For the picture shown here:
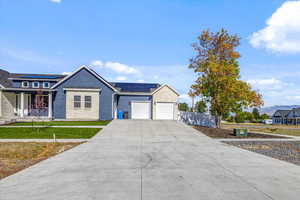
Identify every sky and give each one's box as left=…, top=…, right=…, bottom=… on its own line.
left=1, top=0, right=300, bottom=107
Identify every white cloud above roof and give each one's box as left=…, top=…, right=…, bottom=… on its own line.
left=249, top=0, right=300, bottom=53
left=247, top=78, right=288, bottom=90
left=115, top=76, right=127, bottom=81
left=91, top=60, right=140, bottom=75
left=50, top=0, right=61, bottom=3
left=62, top=72, right=71, bottom=75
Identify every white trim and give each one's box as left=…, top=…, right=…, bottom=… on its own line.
left=63, top=88, right=102, bottom=92
left=1, top=88, right=53, bottom=92
left=32, top=81, right=40, bottom=88
left=43, top=82, right=50, bottom=88
left=131, top=100, right=152, bottom=103
left=151, top=84, right=180, bottom=96
left=118, top=92, right=152, bottom=95
left=51, top=65, right=117, bottom=92
left=22, top=81, right=29, bottom=88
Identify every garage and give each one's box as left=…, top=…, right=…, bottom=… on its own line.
left=156, top=102, right=175, bottom=120
left=131, top=101, right=151, bottom=119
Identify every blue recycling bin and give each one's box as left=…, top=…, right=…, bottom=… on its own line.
left=118, top=111, right=124, bottom=119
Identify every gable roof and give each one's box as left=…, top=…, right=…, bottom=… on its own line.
left=0, top=69, right=12, bottom=88
left=111, top=82, right=160, bottom=93
left=51, top=65, right=117, bottom=92
left=273, top=110, right=291, bottom=117
left=151, top=84, right=180, bottom=96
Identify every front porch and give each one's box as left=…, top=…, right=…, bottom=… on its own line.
left=0, top=90, right=53, bottom=120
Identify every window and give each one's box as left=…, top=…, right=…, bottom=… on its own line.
left=22, top=81, right=29, bottom=88
left=85, top=96, right=92, bottom=108
left=74, top=95, right=81, bottom=108
left=33, top=82, right=40, bottom=88
left=43, top=82, right=50, bottom=88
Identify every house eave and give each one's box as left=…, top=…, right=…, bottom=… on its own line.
left=1, top=88, right=54, bottom=92
left=117, top=92, right=152, bottom=96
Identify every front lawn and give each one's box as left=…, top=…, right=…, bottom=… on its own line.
left=7, top=121, right=110, bottom=126
left=0, top=142, right=82, bottom=179
left=0, top=127, right=101, bottom=139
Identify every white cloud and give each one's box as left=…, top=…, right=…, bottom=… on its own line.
left=91, top=60, right=140, bottom=75
left=62, top=72, right=71, bottom=75
left=137, top=79, right=145, bottom=83
left=247, top=78, right=288, bottom=90
left=50, top=0, right=61, bottom=3
left=286, top=95, right=300, bottom=100
left=249, top=0, right=300, bottom=53
left=153, top=75, right=159, bottom=79
left=179, top=94, right=190, bottom=100
left=115, top=76, right=127, bottom=81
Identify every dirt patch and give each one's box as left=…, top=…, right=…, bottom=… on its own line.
left=0, top=142, right=83, bottom=180
left=224, top=141, right=300, bottom=166
left=194, top=126, right=286, bottom=139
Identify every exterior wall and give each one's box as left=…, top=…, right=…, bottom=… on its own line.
left=66, top=90, right=99, bottom=120
left=152, top=86, right=179, bottom=120
left=1, top=92, right=16, bottom=119
left=272, top=117, right=283, bottom=124
left=117, top=95, right=152, bottom=119
left=53, top=68, right=115, bottom=120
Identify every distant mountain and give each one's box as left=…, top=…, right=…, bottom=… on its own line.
left=259, top=105, right=300, bottom=116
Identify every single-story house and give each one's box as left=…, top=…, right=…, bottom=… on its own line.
left=0, top=66, right=179, bottom=122
left=272, top=108, right=300, bottom=125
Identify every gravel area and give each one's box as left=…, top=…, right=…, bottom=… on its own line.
left=194, top=126, right=286, bottom=139
left=224, top=141, right=300, bottom=166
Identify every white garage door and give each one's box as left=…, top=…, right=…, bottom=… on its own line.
left=156, top=102, right=174, bottom=120
left=131, top=101, right=151, bottom=119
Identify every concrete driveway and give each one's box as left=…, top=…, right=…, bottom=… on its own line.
left=1, top=120, right=300, bottom=200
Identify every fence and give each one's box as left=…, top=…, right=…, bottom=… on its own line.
left=178, top=111, right=216, bottom=128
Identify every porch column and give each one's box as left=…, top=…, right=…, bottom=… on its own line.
left=20, top=92, right=24, bottom=118
left=48, top=92, right=52, bottom=118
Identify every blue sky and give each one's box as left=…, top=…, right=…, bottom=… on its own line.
left=1, top=0, right=300, bottom=106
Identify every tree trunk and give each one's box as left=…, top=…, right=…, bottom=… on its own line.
left=215, top=115, right=221, bottom=128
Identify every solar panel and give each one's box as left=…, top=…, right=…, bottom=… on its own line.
left=19, top=75, right=62, bottom=79
left=112, top=82, right=160, bottom=93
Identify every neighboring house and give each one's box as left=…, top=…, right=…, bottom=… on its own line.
left=272, top=108, right=300, bottom=125
left=272, top=110, right=290, bottom=125
left=0, top=66, right=179, bottom=121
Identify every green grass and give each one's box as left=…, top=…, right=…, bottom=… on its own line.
left=7, top=121, right=110, bottom=126
left=0, top=127, right=101, bottom=139
left=249, top=128, right=300, bottom=137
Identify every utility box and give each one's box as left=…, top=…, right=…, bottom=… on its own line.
left=233, top=128, right=248, bottom=136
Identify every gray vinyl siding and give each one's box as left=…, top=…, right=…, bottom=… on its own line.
left=53, top=68, right=115, bottom=120
left=117, top=95, right=152, bottom=119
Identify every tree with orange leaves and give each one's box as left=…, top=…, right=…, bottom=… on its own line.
left=189, top=29, right=263, bottom=128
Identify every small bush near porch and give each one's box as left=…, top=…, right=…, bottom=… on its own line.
left=7, top=121, right=111, bottom=126
left=0, top=128, right=101, bottom=139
